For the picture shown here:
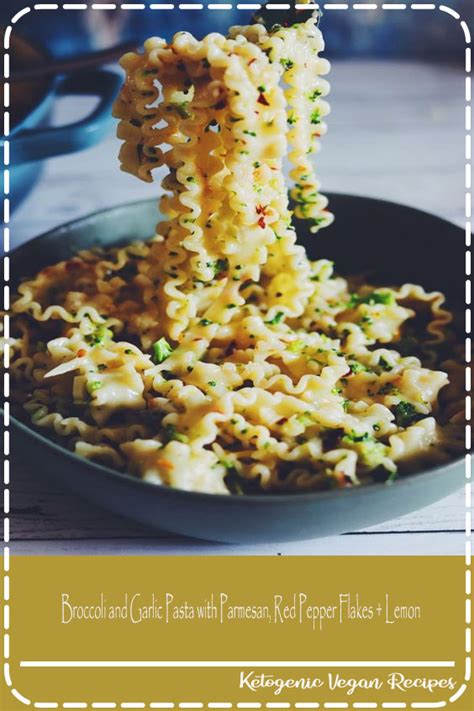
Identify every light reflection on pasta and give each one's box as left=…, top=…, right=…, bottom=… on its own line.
left=7, top=18, right=464, bottom=495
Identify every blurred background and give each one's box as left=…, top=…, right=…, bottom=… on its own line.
left=3, top=1, right=472, bottom=247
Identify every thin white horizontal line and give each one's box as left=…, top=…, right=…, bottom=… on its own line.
left=20, top=661, right=456, bottom=668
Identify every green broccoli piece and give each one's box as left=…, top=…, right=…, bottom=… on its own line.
left=152, top=337, right=174, bottom=364
left=393, top=401, right=425, bottom=428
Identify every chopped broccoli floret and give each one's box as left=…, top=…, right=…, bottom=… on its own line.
left=266, top=311, right=284, bottom=325
left=393, top=401, right=425, bottom=428
left=210, top=258, right=229, bottom=276
left=342, top=431, right=387, bottom=469
left=152, top=337, right=174, bottom=364
left=280, top=58, right=294, bottom=70
left=87, top=381, right=103, bottom=395
left=164, top=424, right=188, bottom=443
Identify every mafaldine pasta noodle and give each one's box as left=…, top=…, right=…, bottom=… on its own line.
left=7, top=17, right=464, bottom=494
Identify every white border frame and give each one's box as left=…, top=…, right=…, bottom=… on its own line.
left=2, top=3, right=472, bottom=708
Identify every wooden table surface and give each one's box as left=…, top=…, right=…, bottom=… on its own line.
left=9, top=60, right=470, bottom=555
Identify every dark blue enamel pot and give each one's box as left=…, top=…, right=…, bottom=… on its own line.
left=3, top=33, right=122, bottom=212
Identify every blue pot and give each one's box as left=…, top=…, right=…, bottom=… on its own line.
left=4, top=35, right=122, bottom=212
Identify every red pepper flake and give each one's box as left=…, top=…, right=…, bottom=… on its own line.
left=77, top=349, right=87, bottom=358
left=257, top=93, right=270, bottom=106
left=258, top=216, right=266, bottom=229
left=256, top=204, right=268, bottom=216
left=248, top=58, right=257, bottom=66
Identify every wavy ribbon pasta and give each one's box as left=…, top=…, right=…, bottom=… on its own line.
left=7, top=18, right=464, bottom=494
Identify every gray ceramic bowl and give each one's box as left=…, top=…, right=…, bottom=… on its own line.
left=9, top=194, right=466, bottom=542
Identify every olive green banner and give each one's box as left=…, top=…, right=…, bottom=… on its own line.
left=1, top=556, right=472, bottom=710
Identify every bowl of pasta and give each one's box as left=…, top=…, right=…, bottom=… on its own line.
left=6, top=15, right=466, bottom=542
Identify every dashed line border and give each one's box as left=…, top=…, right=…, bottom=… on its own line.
left=2, top=2, right=472, bottom=709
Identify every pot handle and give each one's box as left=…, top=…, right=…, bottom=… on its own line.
left=10, top=70, right=122, bottom=165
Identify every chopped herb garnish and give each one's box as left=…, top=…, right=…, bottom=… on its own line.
left=87, top=381, right=103, bottom=394
left=164, top=424, right=188, bottom=443
left=297, top=412, right=313, bottom=427
left=199, top=318, right=213, bottom=326
left=288, top=340, right=305, bottom=353
left=211, top=258, right=229, bottom=276
left=308, top=88, right=322, bottom=101
left=266, top=311, right=284, bottom=325
left=349, top=361, right=367, bottom=374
